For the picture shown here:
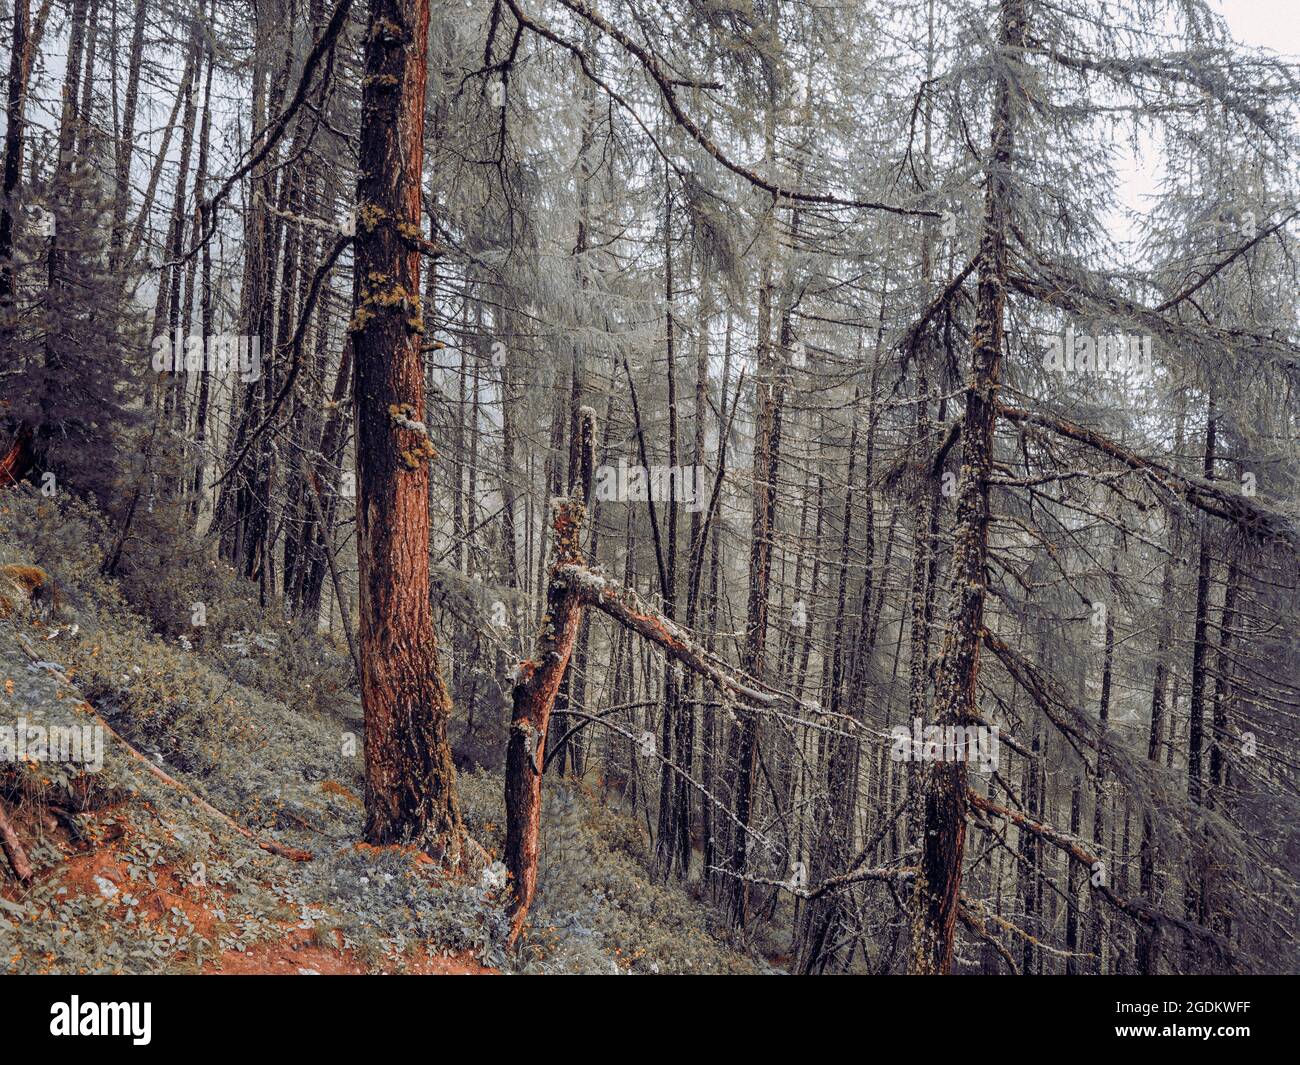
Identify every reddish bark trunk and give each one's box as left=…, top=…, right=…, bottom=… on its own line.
left=504, top=408, right=596, bottom=946
left=352, top=0, right=464, bottom=861
left=0, top=425, right=34, bottom=487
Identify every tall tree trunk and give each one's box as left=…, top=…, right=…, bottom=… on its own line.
left=1065, top=774, right=1083, bottom=974
left=907, top=0, right=1022, bottom=975
left=796, top=390, right=861, bottom=973
left=1206, top=548, right=1240, bottom=937
left=76, top=0, right=100, bottom=157
left=37, top=0, right=91, bottom=463
left=158, top=26, right=200, bottom=431
left=701, top=313, right=732, bottom=898
left=1136, top=399, right=1184, bottom=973
left=189, top=8, right=217, bottom=511
left=0, top=0, right=38, bottom=465
left=654, top=179, right=683, bottom=877
left=1089, top=545, right=1118, bottom=973
left=0, top=0, right=34, bottom=313
left=1187, top=392, right=1217, bottom=811
left=352, top=0, right=463, bottom=860
left=728, top=35, right=784, bottom=924
left=1184, top=391, right=1217, bottom=936
left=108, top=0, right=147, bottom=268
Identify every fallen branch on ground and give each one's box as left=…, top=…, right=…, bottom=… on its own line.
left=0, top=801, right=32, bottom=881
left=14, top=635, right=312, bottom=863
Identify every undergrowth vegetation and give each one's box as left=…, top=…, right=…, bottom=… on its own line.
left=0, top=486, right=764, bottom=974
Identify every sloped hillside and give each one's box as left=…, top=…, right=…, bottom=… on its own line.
left=0, top=486, right=764, bottom=975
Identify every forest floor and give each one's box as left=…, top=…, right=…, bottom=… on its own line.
left=205, top=930, right=494, bottom=975
left=0, top=487, right=767, bottom=974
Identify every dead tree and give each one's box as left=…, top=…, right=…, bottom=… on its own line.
left=504, top=407, right=812, bottom=946
left=505, top=406, right=597, bottom=946
left=907, top=0, right=1022, bottom=975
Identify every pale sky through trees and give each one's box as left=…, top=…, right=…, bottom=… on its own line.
left=1113, top=0, right=1300, bottom=242
left=1219, top=0, right=1300, bottom=52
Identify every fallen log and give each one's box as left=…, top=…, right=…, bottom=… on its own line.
left=0, top=801, right=33, bottom=881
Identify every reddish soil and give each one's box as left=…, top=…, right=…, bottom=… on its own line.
left=206, top=927, right=494, bottom=975
left=2, top=807, right=495, bottom=976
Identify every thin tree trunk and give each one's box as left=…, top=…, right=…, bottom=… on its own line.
left=0, top=0, right=35, bottom=313
left=1137, top=400, right=1184, bottom=973
left=1184, top=391, right=1217, bottom=936
left=108, top=0, right=147, bottom=267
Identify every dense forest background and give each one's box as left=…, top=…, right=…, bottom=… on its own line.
left=1, top=0, right=1298, bottom=975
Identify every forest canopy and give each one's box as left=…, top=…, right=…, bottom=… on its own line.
left=0, top=0, right=1297, bottom=980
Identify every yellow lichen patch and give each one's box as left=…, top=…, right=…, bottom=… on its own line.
left=350, top=275, right=421, bottom=334
left=399, top=437, right=437, bottom=470
left=370, top=282, right=417, bottom=310
left=356, top=204, right=387, bottom=232
left=388, top=405, right=437, bottom=469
